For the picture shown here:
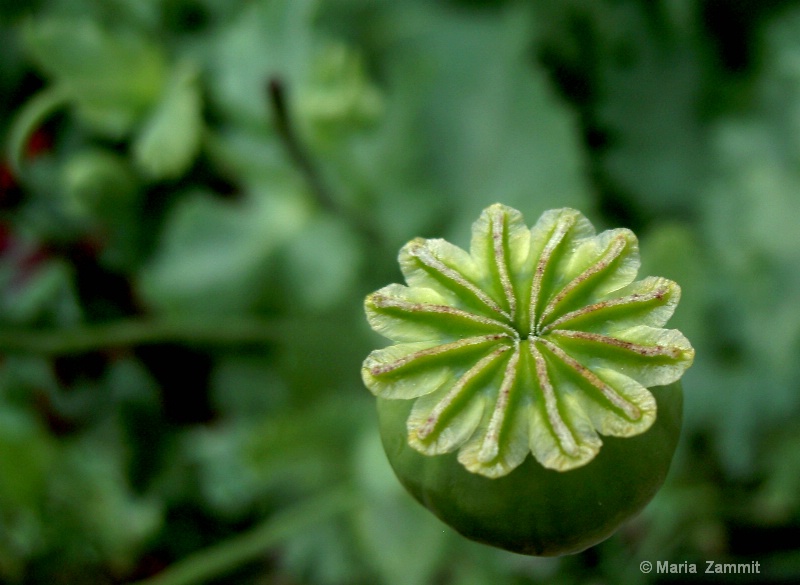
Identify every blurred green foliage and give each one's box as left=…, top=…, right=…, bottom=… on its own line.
left=2, top=0, right=800, bottom=583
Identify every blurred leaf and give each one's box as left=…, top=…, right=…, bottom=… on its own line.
left=367, top=1, right=591, bottom=241
left=298, top=41, right=384, bottom=143
left=200, top=0, right=385, bottom=233
left=203, top=126, right=286, bottom=185
left=0, top=255, right=82, bottom=327
left=754, top=427, right=800, bottom=524
left=595, top=13, right=711, bottom=214
left=281, top=519, right=365, bottom=585
left=0, top=355, right=58, bottom=407
left=61, top=148, right=143, bottom=270
left=0, top=19, right=27, bottom=118
left=0, top=370, right=162, bottom=581
left=62, top=149, right=138, bottom=219
left=0, top=405, right=53, bottom=581
left=209, top=355, right=288, bottom=419
left=538, top=0, right=713, bottom=216
left=133, top=62, right=204, bottom=180
left=204, top=0, right=319, bottom=128
left=706, top=120, right=800, bottom=270
left=351, top=423, right=447, bottom=585
left=44, top=426, right=162, bottom=574
left=23, top=17, right=167, bottom=136
left=137, top=187, right=308, bottom=315
left=632, top=482, right=727, bottom=561
left=638, top=222, right=710, bottom=351
left=188, top=395, right=369, bottom=517
left=671, top=5, right=800, bottom=476
left=282, top=214, right=363, bottom=311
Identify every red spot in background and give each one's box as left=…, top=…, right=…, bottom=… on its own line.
left=0, top=163, right=23, bottom=209
left=0, top=222, right=11, bottom=254
left=0, top=164, right=14, bottom=189
left=25, top=128, right=53, bottom=158
left=0, top=125, right=54, bottom=208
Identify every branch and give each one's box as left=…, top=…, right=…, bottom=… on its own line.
left=268, top=77, right=339, bottom=214
left=267, top=77, right=381, bottom=245
left=128, top=487, right=358, bottom=585
left=0, top=317, right=282, bottom=355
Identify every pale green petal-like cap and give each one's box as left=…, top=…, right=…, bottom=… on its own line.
left=362, top=204, right=694, bottom=478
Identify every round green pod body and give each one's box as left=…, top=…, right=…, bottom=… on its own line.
left=377, top=381, right=682, bottom=556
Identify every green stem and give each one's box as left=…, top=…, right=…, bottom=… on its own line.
left=6, top=86, right=69, bottom=177
left=128, top=487, right=359, bottom=585
left=0, top=317, right=283, bottom=355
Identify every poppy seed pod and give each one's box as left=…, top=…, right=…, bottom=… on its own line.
left=362, top=204, right=694, bottom=555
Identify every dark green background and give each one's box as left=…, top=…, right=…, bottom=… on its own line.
left=1, top=0, right=799, bottom=583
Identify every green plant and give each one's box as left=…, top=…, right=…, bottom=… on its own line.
left=362, top=203, right=694, bottom=555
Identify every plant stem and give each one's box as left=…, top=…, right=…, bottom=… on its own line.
left=0, top=317, right=282, bottom=355
left=267, top=77, right=381, bottom=246
left=6, top=86, right=68, bottom=177
left=128, top=487, right=359, bottom=585
left=268, top=77, right=338, bottom=216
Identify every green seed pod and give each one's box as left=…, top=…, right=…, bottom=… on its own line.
left=362, top=204, right=694, bottom=556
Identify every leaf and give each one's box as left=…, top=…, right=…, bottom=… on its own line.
left=0, top=255, right=83, bottom=327
left=23, top=17, right=166, bottom=136
left=281, top=517, right=364, bottom=585
left=0, top=404, right=53, bottom=580
left=210, top=355, right=288, bottom=419
left=637, top=223, right=710, bottom=353
left=203, top=0, right=319, bottom=128
left=45, top=427, right=163, bottom=573
left=136, top=186, right=308, bottom=315
left=297, top=41, right=384, bottom=142
left=597, top=41, right=710, bottom=213
left=351, top=424, right=448, bottom=585
left=0, top=404, right=52, bottom=514
left=281, top=214, right=363, bottom=311
left=186, top=395, right=368, bottom=518
left=133, top=61, right=204, bottom=180
left=688, top=9, right=800, bottom=477
left=62, top=149, right=138, bottom=217
left=365, top=2, right=591, bottom=241
left=755, top=429, right=800, bottom=523
left=542, top=0, right=711, bottom=214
